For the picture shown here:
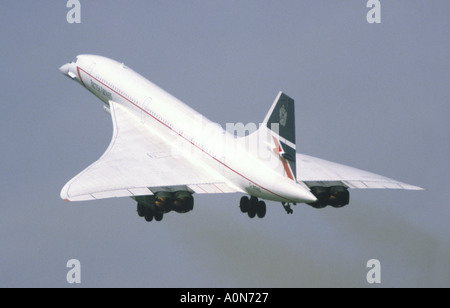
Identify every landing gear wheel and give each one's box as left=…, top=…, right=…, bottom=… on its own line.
left=144, top=212, right=154, bottom=222
left=154, top=212, right=163, bottom=221
left=137, top=203, right=145, bottom=217
left=256, top=201, right=266, bottom=218
left=282, top=202, right=294, bottom=214
left=240, top=196, right=249, bottom=213
left=248, top=197, right=258, bottom=218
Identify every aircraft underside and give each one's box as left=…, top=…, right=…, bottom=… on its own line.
left=132, top=185, right=350, bottom=222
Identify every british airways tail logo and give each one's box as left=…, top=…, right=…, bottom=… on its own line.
left=279, top=104, right=287, bottom=127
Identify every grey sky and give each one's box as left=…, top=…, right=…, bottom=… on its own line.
left=0, top=1, right=448, bottom=287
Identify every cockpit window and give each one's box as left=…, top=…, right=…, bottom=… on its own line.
left=72, top=57, right=78, bottom=64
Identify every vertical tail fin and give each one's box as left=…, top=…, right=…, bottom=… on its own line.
left=261, top=92, right=297, bottom=181
left=263, top=92, right=296, bottom=145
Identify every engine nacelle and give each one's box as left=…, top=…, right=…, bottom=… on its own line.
left=135, top=191, right=194, bottom=216
left=154, top=191, right=173, bottom=211
left=173, top=191, right=194, bottom=213
left=307, top=186, right=350, bottom=209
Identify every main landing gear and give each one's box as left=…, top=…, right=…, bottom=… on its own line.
left=239, top=196, right=266, bottom=219
left=137, top=202, right=164, bottom=222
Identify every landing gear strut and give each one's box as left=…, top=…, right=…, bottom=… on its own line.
left=239, top=196, right=266, bottom=218
left=282, top=202, right=295, bottom=214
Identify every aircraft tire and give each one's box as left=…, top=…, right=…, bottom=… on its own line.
left=256, top=201, right=266, bottom=218
left=137, top=203, right=145, bottom=217
left=248, top=208, right=256, bottom=218
left=144, top=212, right=154, bottom=222
left=154, top=212, right=163, bottom=221
left=248, top=197, right=258, bottom=218
left=240, top=196, right=249, bottom=213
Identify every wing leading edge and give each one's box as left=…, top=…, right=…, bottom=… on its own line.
left=61, top=101, right=240, bottom=201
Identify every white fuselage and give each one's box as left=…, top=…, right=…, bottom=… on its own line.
left=60, top=55, right=317, bottom=204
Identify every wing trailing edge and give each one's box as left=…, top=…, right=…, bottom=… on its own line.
left=296, top=154, right=424, bottom=190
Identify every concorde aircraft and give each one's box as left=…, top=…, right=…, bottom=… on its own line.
left=59, top=55, right=423, bottom=222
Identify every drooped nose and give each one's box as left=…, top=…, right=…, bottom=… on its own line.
left=59, top=63, right=70, bottom=74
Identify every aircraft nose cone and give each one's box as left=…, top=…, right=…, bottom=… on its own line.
left=59, top=63, right=70, bottom=74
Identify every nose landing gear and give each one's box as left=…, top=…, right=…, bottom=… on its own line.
left=281, top=202, right=295, bottom=214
